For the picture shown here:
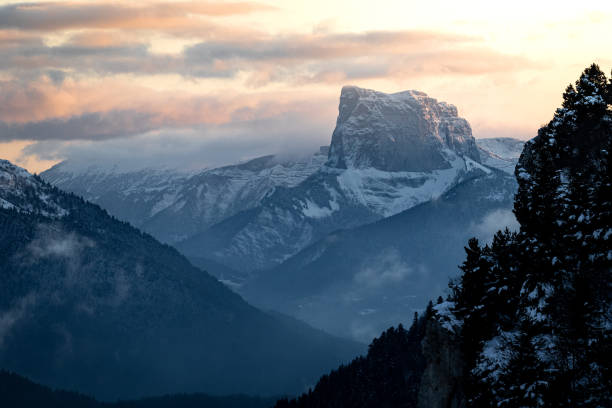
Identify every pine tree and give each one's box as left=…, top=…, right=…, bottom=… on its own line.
left=449, top=64, right=612, bottom=407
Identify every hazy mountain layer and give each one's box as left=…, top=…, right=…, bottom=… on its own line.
left=178, top=87, right=497, bottom=273
left=241, top=168, right=518, bottom=341
left=42, top=151, right=328, bottom=244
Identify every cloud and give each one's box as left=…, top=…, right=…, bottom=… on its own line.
left=21, top=109, right=334, bottom=171
left=0, top=76, right=339, bottom=150
left=472, top=209, right=520, bottom=241
left=108, top=269, right=131, bottom=308
left=19, top=224, right=131, bottom=310
left=354, top=248, right=423, bottom=289
left=0, top=78, right=228, bottom=125
left=24, top=225, right=95, bottom=286
left=27, top=232, right=93, bottom=259
left=184, top=30, right=476, bottom=62
left=0, top=110, right=159, bottom=141
left=0, top=25, right=536, bottom=83
left=349, top=320, right=380, bottom=343
left=0, top=2, right=273, bottom=31
left=0, top=293, right=37, bottom=348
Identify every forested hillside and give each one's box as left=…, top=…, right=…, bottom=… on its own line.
left=445, top=63, right=612, bottom=406
left=275, top=310, right=430, bottom=408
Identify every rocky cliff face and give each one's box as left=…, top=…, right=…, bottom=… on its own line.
left=418, top=319, right=466, bottom=408
left=327, top=86, right=480, bottom=171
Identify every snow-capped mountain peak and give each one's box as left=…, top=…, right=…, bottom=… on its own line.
left=327, top=86, right=480, bottom=171
left=179, top=88, right=503, bottom=272
left=42, top=87, right=518, bottom=275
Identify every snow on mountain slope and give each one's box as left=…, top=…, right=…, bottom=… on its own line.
left=241, top=169, right=518, bottom=342
left=178, top=87, right=493, bottom=272
left=179, top=156, right=490, bottom=273
left=42, top=149, right=328, bottom=244
left=42, top=87, right=516, bottom=278
left=0, top=159, right=67, bottom=217
left=476, top=137, right=525, bottom=174
left=334, top=151, right=490, bottom=217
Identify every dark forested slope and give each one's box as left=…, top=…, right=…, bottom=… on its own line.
left=0, top=370, right=276, bottom=408
left=444, top=63, right=612, bottom=406
left=275, top=311, right=430, bottom=408
left=0, top=162, right=364, bottom=400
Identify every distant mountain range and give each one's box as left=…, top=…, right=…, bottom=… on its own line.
left=41, top=86, right=525, bottom=341
left=42, top=150, right=329, bottom=245
left=242, top=167, right=517, bottom=341
left=0, top=159, right=363, bottom=400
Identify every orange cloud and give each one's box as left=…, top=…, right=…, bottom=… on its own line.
left=0, top=2, right=275, bottom=31
left=0, top=76, right=338, bottom=141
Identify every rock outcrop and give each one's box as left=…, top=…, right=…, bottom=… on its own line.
left=418, top=319, right=466, bottom=408
left=327, top=86, right=480, bottom=171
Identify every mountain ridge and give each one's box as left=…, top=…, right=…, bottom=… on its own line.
left=177, top=88, right=499, bottom=272
left=40, top=89, right=525, bottom=282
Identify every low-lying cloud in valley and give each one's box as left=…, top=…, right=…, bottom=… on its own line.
left=0, top=293, right=37, bottom=348
left=354, top=248, right=425, bottom=289
left=472, top=209, right=520, bottom=242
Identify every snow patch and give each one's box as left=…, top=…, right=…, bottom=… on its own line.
left=434, top=301, right=462, bottom=332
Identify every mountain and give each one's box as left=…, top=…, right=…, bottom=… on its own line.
left=241, top=167, right=517, bottom=341
left=41, top=88, right=523, bottom=279
left=0, top=159, right=364, bottom=400
left=327, top=86, right=480, bottom=171
left=273, top=63, right=612, bottom=408
left=476, top=137, right=525, bottom=174
left=0, top=370, right=277, bottom=408
left=178, top=87, right=495, bottom=272
left=42, top=150, right=328, bottom=245
left=40, top=162, right=191, bottom=243
left=37, top=86, right=524, bottom=343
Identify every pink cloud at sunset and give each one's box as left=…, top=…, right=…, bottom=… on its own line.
left=0, top=0, right=610, bottom=172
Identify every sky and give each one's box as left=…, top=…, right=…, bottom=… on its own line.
left=0, top=0, right=611, bottom=173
